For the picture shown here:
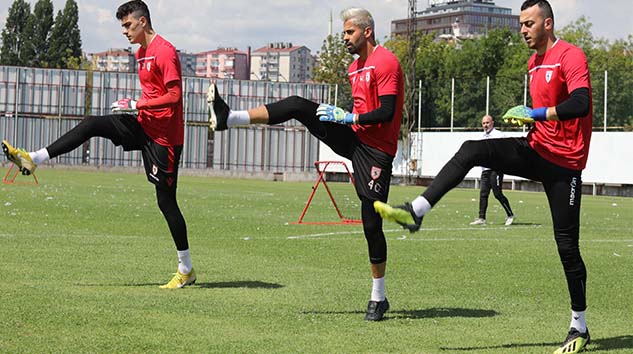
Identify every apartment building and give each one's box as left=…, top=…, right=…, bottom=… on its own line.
left=391, top=0, right=520, bottom=39
left=196, top=47, right=249, bottom=80
left=250, top=42, right=315, bottom=83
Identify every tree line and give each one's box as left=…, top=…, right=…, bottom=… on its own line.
left=315, top=18, right=632, bottom=130
left=0, top=0, right=82, bottom=69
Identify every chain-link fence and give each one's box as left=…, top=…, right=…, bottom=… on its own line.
left=0, top=65, right=332, bottom=173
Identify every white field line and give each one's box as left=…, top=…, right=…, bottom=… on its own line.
left=287, top=225, right=541, bottom=239
left=287, top=226, right=633, bottom=243
left=0, top=233, right=145, bottom=239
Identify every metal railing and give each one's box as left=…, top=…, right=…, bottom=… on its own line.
left=0, top=65, right=332, bottom=173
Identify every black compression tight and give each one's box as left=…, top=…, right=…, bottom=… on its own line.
left=421, top=138, right=587, bottom=311
left=265, top=96, right=325, bottom=138
left=46, top=115, right=130, bottom=158
left=156, top=187, right=188, bottom=251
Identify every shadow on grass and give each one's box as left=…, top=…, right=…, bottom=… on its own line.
left=77, top=280, right=284, bottom=289
left=390, top=307, right=498, bottom=320
left=195, top=281, right=284, bottom=289
left=506, top=222, right=542, bottom=226
left=302, top=307, right=498, bottom=320
left=472, top=222, right=542, bottom=227
left=440, top=334, right=633, bottom=352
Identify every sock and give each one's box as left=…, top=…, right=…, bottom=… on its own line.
left=29, top=148, right=50, bottom=164
left=177, top=249, right=192, bottom=274
left=370, top=277, right=385, bottom=302
left=227, top=110, right=250, bottom=127
left=570, top=310, right=587, bottom=332
left=411, top=196, right=432, bottom=217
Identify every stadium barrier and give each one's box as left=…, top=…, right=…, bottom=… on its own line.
left=319, top=131, right=633, bottom=197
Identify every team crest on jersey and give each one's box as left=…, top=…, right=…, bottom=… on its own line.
left=152, top=164, right=158, bottom=175
left=371, top=166, right=382, bottom=180
left=545, top=70, right=553, bottom=83
left=146, top=62, right=152, bottom=72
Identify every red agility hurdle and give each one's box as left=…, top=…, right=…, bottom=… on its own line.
left=293, top=160, right=362, bottom=225
left=2, top=163, right=39, bottom=186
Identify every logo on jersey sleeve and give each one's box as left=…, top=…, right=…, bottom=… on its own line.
left=545, top=70, right=553, bottom=83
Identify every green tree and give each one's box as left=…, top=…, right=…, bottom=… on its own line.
left=443, top=38, right=487, bottom=127
left=26, top=0, right=55, bottom=67
left=312, top=34, right=354, bottom=110
left=0, top=0, right=32, bottom=66
left=559, top=16, right=632, bottom=129
left=558, top=16, right=606, bottom=57
left=47, top=0, right=82, bottom=69
left=590, top=35, right=633, bottom=129
left=489, top=31, right=531, bottom=126
left=438, top=28, right=525, bottom=128
left=386, top=33, right=453, bottom=129
left=373, top=17, right=630, bottom=133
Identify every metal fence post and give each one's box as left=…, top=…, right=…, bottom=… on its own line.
left=604, top=70, right=608, bottom=132
left=13, top=67, right=19, bottom=143
left=485, top=75, right=490, bottom=115
left=450, top=77, right=455, bottom=132
left=182, top=77, right=189, bottom=167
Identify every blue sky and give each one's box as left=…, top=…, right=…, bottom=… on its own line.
left=1, top=0, right=631, bottom=54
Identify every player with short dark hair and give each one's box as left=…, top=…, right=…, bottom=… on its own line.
left=375, top=1, right=592, bottom=352
left=2, top=0, right=196, bottom=289
left=208, top=7, right=404, bottom=321
left=470, top=115, right=515, bottom=226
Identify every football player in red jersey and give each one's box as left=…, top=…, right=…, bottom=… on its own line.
left=208, top=7, right=404, bottom=321
left=2, top=0, right=196, bottom=289
left=375, top=1, right=592, bottom=352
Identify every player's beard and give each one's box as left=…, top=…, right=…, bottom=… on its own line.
left=345, top=41, right=360, bottom=55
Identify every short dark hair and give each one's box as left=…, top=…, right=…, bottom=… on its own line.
left=116, top=0, right=152, bottom=27
left=521, top=0, right=554, bottom=22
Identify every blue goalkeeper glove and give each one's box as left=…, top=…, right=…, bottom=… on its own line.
left=502, top=105, right=547, bottom=126
left=316, top=103, right=357, bottom=124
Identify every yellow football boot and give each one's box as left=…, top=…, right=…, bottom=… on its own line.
left=159, top=268, right=197, bottom=289
left=2, top=140, right=37, bottom=175
left=553, top=327, right=590, bottom=354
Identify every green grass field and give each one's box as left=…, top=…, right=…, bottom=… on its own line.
left=1, top=168, right=631, bottom=353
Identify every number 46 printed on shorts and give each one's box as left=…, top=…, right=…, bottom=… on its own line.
left=368, top=166, right=383, bottom=193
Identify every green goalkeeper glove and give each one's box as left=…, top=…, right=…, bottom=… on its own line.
left=502, top=105, right=547, bottom=126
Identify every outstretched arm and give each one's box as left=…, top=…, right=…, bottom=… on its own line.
left=356, top=95, right=397, bottom=125
left=136, top=80, right=181, bottom=110
left=317, top=95, right=397, bottom=125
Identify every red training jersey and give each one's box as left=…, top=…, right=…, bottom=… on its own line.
left=349, top=45, right=404, bottom=157
left=526, top=39, right=593, bottom=171
left=136, top=34, right=184, bottom=146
